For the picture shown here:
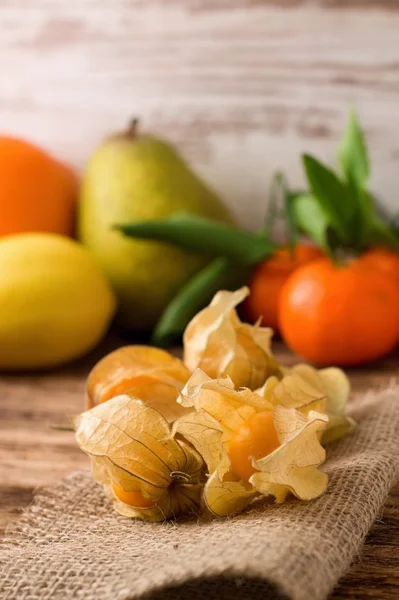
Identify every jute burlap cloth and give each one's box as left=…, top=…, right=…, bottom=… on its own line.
left=1, top=387, right=399, bottom=600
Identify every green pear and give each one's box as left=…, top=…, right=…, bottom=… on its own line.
left=78, top=120, right=235, bottom=331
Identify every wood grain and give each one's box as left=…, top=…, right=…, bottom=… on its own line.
left=1, top=1, right=399, bottom=229
left=0, top=336, right=398, bottom=598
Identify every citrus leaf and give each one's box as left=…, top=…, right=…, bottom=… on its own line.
left=367, top=217, right=399, bottom=251
left=264, top=171, right=284, bottom=235
left=285, top=191, right=301, bottom=248
left=263, top=172, right=301, bottom=247
left=302, top=154, right=353, bottom=241
left=348, top=189, right=375, bottom=250
left=338, top=109, right=375, bottom=249
left=290, top=193, right=334, bottom=254
left=391, top=211, right=399, bottom=233
left=338, top=106, right=370, bottom=196
left=374, top=194, right=393, bottom=222
left=115, top=213, right=276, bottom=266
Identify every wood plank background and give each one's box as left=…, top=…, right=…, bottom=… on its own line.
left=1, top=1, right=399, bottom=229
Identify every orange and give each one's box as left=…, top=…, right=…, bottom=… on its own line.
left=246, top=244, right=325, bottom=331
left=279, top=257, right=399, bottom=366
left=228, top=411, right=280, bottom=481
left=0, top=136, right=77, bottom=236
left=359, top=247, right=399, bottom=284
left=112, top=484, right=156, bottom=508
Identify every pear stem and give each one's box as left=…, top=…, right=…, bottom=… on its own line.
left=127, top=118, right=139, bottom=138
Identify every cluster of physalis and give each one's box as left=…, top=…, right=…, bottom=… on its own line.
left=75, top=288, right=355, bottom=522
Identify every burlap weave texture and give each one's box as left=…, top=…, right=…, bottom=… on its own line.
left=2, top=387, right=399, bottom=600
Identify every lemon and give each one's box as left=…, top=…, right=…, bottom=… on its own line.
left=0, top=233, right=116, bottom=370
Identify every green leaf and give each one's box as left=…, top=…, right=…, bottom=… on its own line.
left=338, top=106, right=370, bottom=196
left=285, top=190, right=301, bottom=249
left=391, top=212, right=399, bottom=236
left=264, top=172, right=283, bottom=235
left=302, top=154, right=353, bottom=242
left=290, top=193, right=334, bottom=255
left=374, top=195, right=394, bottom=223
left=115, top=213, right=276, bottom=266
left=367, top=217, right=399, bottom=251
left=349, top=189, right=375, bottom=250
left=151, top=257, right=251, bottom=347
left=262, top=172, right=300, bottom=248
left=338, top=108, right=373, bottom=250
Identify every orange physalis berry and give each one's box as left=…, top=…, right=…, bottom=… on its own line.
left=112, top=484, right=156, bottom=508
left=227, top=411, right=280, bottom=482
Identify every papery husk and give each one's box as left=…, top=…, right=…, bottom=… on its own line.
left=85, top=345, right=192, bottom=423
left=250, top=406, right=329, bottom=503
left=279, top=364, right=355, bottom=444
left=183, top=287, right=281, bottom=390
left=202, top=407, right=328, bottom=517
left=172, top=408, right=223, bottom=475
left=256, top=364, right=355, bottom=444
left=74, top=394, right=205, bottom=521
left=175, top=370, right=329, bottom=517
left=203, top=449, right=257, bottom=517
left=257, top=374, right=327, bottom=415
left=178, top=369, right=273, bottom=436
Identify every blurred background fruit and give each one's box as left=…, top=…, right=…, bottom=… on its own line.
left=0, top=137, right=77, bottom=237
left=0, top=109, right=397, bottom=368
left=245, top=244, right=325, bottom=331
left=279, top=257, right=399, bottom=366
left=358, top=248, right=399, bottom=284
left=78, top=120, right=235, bottom=332
left=0, top=233, right=116, bottom=370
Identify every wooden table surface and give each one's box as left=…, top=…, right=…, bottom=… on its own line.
left=1, top=336, right=398, bottom=599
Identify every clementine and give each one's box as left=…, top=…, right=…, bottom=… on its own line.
left=0, top=136, right=77, bottom=236
left=279, top=257, right=399, bottom=366
left=245, top=244, right=325, bottom=331
left=359, top=247, right=399, bottom=284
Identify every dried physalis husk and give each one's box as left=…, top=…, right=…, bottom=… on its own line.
left=183, top=287, right=281, bottom=390
left=249, top=406, right=328, bottom=503
left=204, top=448, right=257, bottom=518
left=174, top=369, right=328, bottom=517
left=258, top=364, right=355, bottom=444
left=85, top=346, right=192, bottom=423
left=74, top=395, right=205, bottom=522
